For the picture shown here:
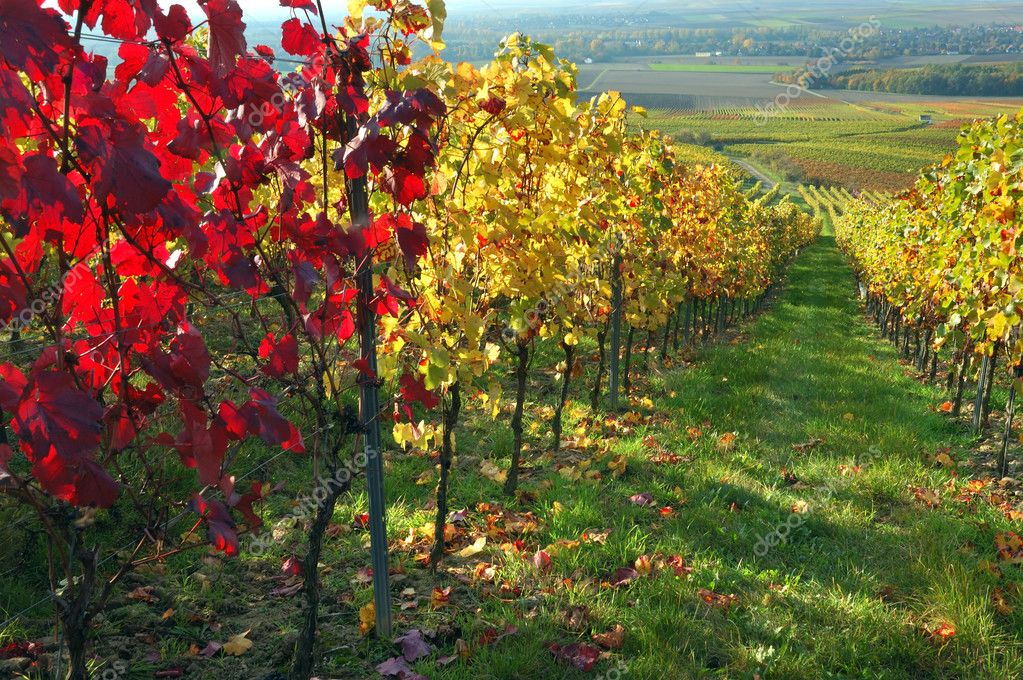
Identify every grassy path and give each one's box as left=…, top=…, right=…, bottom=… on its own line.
left=426, top=237, right=1023, bottom=680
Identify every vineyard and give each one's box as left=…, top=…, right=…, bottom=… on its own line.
left=4, top=1, right=1023, bottom=679
left=647, top=98, right=1021, bottom=192
left=836, top=110, right=1023, bottom=476
left=0, top=1, right=828, bottom=679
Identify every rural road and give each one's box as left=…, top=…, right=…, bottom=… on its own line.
left=729, top=157, right=777, bottom=189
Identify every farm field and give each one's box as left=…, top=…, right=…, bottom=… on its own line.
left=644, top=97, right=1023, bottom=192
left=648, top=64, right=791, bottom=74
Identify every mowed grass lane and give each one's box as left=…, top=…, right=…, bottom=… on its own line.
left=425, top=237, right=1023, bottom=680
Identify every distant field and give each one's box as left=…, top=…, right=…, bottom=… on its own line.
left=576, top=53, right=1023, bottom=193
left=644, top=97, right=1023, bottom=192
left=648, top=64, right=789, bottom=74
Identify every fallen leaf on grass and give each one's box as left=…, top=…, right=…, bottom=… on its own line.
left=666, top=555, right=694, bottom=578
left=359, top=603, right=376, bottom=636
left=377, top=656, right=416, bottom=678
left=431, top=587, right=451, bottom=609
left=478, top=624, right=518, bottom=646
left=564, top=605, right=589, bottom=631
left=791, top=500, right=810, bottom=514
left=480, top=460, right=508, bottom=484
left=533, top=549, right=553, bottom=573
left=161, top=608, right=174, bottom=621
left=780, top=468, right=800, bottom=485
left=581, top=528, right=611, bottom=544
left=792, top=438, right=824, bottom=453
left=281, top=556, right=302, bottom=575
left=547, top=642, right=602, bottom=671
left=199, top=641, right=223, bottom=658
left=716, top=432, right=737, bottom=452
left=223, top=630, right=253, bottom=656
left=923, top=621, right=956, bottom=643
left=127, top=586, right=158, bottom=603
left=939, top=401, right=954, bottom=413
left=629, top=492, right=654, bottom=506
left=995, top=532, right=1023, bottom=564
left=457, top=536, right=487, bottom=558
left=698, top=588, right=738, bottom=612
left=992, top=587, right=1014, bottom=615
left=608, top=567, right=639, bottom=587
left=395, top=629, right=432, bottom=662
left=913, top=487, right=941, bottom=508
left=592, top=624, right=625, bottom=649
left=353, top=566, right=374, bottom=585
left=634, top=554, right=653, bottom=576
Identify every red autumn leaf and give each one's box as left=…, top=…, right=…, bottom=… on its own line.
left=229, top=480, right=266, bottom=531
left=382, top=166, right=427, bottom=206
left=281, top=18, right=321, bottom=57
left=3, top=154, right=84, bottom=233
left=480, top=95, right=507, bottom=116
left=399, top=373, right=439, bottom=409
left=154, top=4, right=191, bottom=42
left=340, top=122, right=396, bottom=180
left=259, top=332, right=299, bottom=377
left=201, top=0, right=247, bottom=78
left=177, top=401, right=228, bottom=486
left=280, top=0, right=317, bottom=12
left=0, top=0, right=70, bottom=72
left=85, top=124, right=171, bottom=214
left=191, top=494, right=239, bottom=556
left=395, top=217, right=428, bottom=268
left=351, top=357, right=377, bottom=380
left=547, top=642, right=601, bottom=672
left=609, top=567, right=639, bottom=587
left=532, top=549, right=552, bottom=573
left=16, top=371, right=103, bottom=464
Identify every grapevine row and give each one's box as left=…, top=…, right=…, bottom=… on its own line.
left=836, top=109, right=1023, bottom=477
left=0, top=1, right=817, bottom=675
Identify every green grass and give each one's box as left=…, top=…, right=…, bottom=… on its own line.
left=5, top=239, right=1023, bottom=679
left=648, top=64, right=791, bottom=74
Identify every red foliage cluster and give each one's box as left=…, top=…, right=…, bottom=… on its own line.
left=0, top=0, right=443, bottom=553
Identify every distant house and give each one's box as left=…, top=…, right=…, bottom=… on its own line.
left=919, top=114, right=933, bottom=124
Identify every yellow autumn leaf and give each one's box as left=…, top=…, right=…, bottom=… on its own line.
left=458, top=536, right=487, bottom=558
left=223, top=630, right=253, bottom=656
left=359, top=602, right=376, bottom=636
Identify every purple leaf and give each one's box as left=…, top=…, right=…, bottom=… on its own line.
left=629, top=492, right=654, bottom=506
left=395, top=628, right=432, bottom=662
left=376, top=656, right=412, bottom=677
